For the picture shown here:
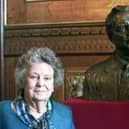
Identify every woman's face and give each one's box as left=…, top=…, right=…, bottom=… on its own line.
left=24, top=62, right=54, bottom=103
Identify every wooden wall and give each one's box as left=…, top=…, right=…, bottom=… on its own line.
left=7, top=0, right=129, bottom=24
left=3, top=0, right=129, bottom=101
left=4, top=22, right=115, bottom=101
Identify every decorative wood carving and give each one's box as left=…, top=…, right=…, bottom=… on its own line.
left=4, top=22, right=115, bottom=101
left=5, top=22, right=115, bottom=56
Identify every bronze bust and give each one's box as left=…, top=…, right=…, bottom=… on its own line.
left=83, top=5, right=129, bottom=101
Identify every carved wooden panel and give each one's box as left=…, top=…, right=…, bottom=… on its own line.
left=4, top=58, right=17, bottom=99
left=4, top=22, right=115, bottom=101
left=5, top=22, right=115, bottom=56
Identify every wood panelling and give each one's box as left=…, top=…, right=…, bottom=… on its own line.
left=4, top=22, right=115, bottom=101
left=7, top=0, right=26, bottom=24
left=5, top=22, right=114, bottom=55
left=4, top=0, right=129, bottom=101
left=4, top=58, right=17, bottom=99
left=7, top=0, right=129, bottom=24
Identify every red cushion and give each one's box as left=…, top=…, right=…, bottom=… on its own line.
left=63, top=98, right=129, bottom=129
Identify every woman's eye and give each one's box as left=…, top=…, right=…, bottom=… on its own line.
left=29, top=75, right=38, bottom=79
left=44, top=77, right=51, bottom=80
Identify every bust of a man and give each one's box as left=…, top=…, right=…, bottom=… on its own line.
left=83, top=5, right=129, bottom=101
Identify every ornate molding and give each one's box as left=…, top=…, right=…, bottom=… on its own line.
left=4, top=22, right=115, bottom=56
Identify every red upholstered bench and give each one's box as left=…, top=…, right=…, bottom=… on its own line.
left=62, top=98, right=129, bottom=129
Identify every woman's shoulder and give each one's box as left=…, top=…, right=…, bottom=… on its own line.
left=52, top=100, right=72, bottom=116
left=50, top=101, right=75, bottom=129
left=0, top=100, right=12, bottom=110
left=52, top=100, right=70, bottom=109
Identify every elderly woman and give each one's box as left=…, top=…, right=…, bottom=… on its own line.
left=0, top=47, right=75, bottom=129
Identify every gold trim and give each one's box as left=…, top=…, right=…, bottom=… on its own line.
left=25, top=0, right=64, bottom=2
left=5, top=21, right=105, bottom=29
left=26, top=0, right=47, bottom=2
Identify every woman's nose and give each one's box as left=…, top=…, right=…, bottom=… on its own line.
left=37, top=78, right=44, bottom=86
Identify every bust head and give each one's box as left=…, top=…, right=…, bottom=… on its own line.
left=106, top=5, right=129, bottom=54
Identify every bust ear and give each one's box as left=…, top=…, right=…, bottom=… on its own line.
left=125, top=64, right=129, bottom=78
